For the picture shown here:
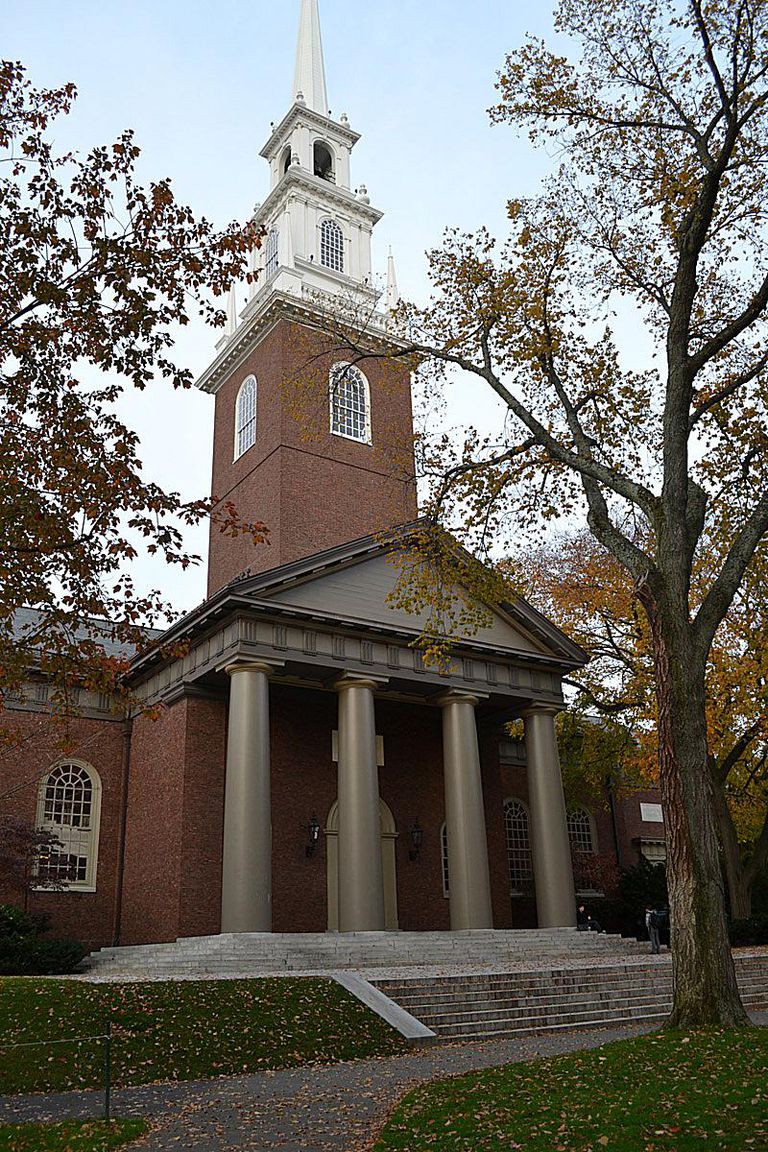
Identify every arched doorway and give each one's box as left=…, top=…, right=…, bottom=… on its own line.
left=325, top=799, right=399, bottom=931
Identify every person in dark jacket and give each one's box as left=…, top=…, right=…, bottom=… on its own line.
left=645, top=906, right=661, bottom=954
left=576, top=904, right=604, bottom=933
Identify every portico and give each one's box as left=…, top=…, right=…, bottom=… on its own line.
left=131, top=530, right=585, bottom=939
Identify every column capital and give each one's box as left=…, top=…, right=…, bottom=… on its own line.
left=521, top=703, right=565, bottom=720
left=222, top=658, right=285, bottom=678
left=435, top=688, right=489, bottom=709
left=334, top=672, right=389, bottom=694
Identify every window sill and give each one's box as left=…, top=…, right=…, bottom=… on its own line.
left=330, top=429, right=372, bottom=446
left=31, top=884, right=96, bottom=894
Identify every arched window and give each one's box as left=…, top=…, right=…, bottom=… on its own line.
left=330, top=362, right=371, bottom=443
left=313, top=140, right=335, bottom=182
left=320, top=218, right=344, bottom=272
left=265, top=229, right=279, bottom=278
left=234, top=375, right=257, bottom=459
left=35, top=761, right=102, bottom=891
left=504, top=798, right=533, bottom=895
left=440, top=822, right=450, bottom=898
left=567, top=808, right=596, bottom=855
left=281, top=145, right=292, bottom=176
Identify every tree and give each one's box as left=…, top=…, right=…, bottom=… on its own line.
left=512, top=532, right=768, bottom=919
left=0, top=62, right=267, bottom=721
left=0, top=815, right=68, bottom=910
left=327, top=0, right=768, bottom=1026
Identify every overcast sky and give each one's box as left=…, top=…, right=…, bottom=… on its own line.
left=4, top=0, right=560, bottom=615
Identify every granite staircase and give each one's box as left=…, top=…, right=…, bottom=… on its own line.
left=83, top=928, right=645, bottom=980
left=374, top=952, right=768, bottom=1040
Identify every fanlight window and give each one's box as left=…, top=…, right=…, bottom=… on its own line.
left=234, top=375, right=257, bottom=459
left=567, top=808, right=596, bottom=855
left=265, top=229, right=279, bottom=278
left=330, top=362, right=370, bottom=443
left=36, top=761, right=101, bottom=890
left=504, top=799, right=533, bottom=895
left=320, top=218, right=344, bottom=272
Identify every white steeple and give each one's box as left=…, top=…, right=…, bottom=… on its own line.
left=293, top=0, right=329, bottom=115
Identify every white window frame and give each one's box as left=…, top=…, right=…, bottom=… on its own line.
left=35, top=760, right=102, bottom=893
left=319, top=218, right=344, bottom=272
left=567, top=807, right=598, bottom=856
left=440, top=822, right=450, bottom=898
left=504, top=797, right=534, bottom=896
left=329, top=362, right=371, bottom=444
left=234, top=375, right=258, bottom=460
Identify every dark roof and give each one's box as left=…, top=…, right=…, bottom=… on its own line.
left=11, top=607, right=165, bottom=663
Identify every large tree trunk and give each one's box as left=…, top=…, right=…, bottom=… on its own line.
left=643, top=593, right=749, bottom=1027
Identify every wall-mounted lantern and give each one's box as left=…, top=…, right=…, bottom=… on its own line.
left=409, top=820, right=423, bottom=862
left=306, top=814, right=321, bottom=858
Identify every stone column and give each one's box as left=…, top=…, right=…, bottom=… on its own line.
left=439, top=691, right=493, bottom=930
left=524, top=706, right=577, bottom=927
left=221, top=662, right=274, bottom=934
left=335, top=675, right=386, bottom=932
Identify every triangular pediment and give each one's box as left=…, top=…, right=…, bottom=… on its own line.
left=241, top=548, right=583, bottom=664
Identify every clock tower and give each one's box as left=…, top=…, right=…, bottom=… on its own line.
left=197, top=0, right=418, bottom=596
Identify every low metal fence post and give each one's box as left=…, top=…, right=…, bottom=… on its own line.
left=103, top=1018, right=112, bottom=1122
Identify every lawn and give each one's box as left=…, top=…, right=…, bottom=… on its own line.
left=0, top=977, right=406, bottom=1094
left=374, top=1027, right=768, bottom=1151
left=0, top=1120, right=147, bottom=1151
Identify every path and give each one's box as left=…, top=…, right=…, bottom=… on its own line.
left=7, top=1016, right=768, bottom=1151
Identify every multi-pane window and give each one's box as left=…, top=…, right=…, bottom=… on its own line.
left=567, top=808, right=596, bottom=855
left=330, top=363, right=370, bottom=442
left=504, top=799, right=533, bottom=895
left=265, top=229, right=279, bottom=278
left=320, top=218, right=344, bottom=272
left=235, top=375, right=257, bottom=459
left=440, top=823, right=450, bottom=898
left=36, top=762, right=101, bottom=890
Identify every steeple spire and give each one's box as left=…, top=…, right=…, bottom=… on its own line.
left=293, top=0, right=329, bottom=115
left=386, top=248, right=400, bottom=313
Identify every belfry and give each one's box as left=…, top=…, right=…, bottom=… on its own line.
left=3, top=1, right=673, bottom=957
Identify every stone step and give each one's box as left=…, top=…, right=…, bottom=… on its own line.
left=371, top=954, right=768, bottom=1040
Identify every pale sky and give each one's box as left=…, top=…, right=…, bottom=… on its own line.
left=3, top=0, right=560, bottom=615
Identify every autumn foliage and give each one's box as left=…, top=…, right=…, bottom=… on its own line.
left=0, top=62, right=267, bottom=718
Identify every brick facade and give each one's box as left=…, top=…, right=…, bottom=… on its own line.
left=207, top=319, right=418, bottom=595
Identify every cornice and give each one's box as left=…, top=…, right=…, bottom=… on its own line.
left=255, top=167, right=383, bottom=227
left=260, top=103, right=360, bottom=159
left=194, top=289, right=395, bottom=396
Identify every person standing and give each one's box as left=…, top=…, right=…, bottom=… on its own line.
left=645, top=907, right=661, bottom=954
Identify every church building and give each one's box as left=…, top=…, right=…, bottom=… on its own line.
left=0, top=1, right=668, bottom=952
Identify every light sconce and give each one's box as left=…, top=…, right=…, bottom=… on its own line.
left=409, top=820, right=423, bottom=862
left=306, top=814, right=321, bottom=858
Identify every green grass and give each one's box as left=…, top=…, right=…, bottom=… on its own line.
left=374, top=1028, right=768, bottom=1151
left=0, top=977, right=406, bottom=1094
left=0, top=1120, right=148, bottom=1151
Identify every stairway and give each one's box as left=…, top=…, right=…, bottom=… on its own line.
left=373, top=953, right=768, bottom=1039
left=82, top=928, right=646, bottom=980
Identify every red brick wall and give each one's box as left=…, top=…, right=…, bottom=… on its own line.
left=206, top=319, right=418, bottom=595
left=119, top=696, right=227, bottom=944
left=120, top=704, right=186, bottom=944
left=0, top=709, right=125, bottom=951
left=177, top=698, right=227, bottom=939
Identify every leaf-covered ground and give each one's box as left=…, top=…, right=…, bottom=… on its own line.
left=0, top=977, right=406, bottom=1094
left=0, top=1119, right=147, bottom=1151
left=374, top=1027, right=768, bottom=1151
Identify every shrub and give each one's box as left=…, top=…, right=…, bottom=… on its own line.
left=0, top=903, right=86, bottom=974
left=729, top=914, right=768, bottom=947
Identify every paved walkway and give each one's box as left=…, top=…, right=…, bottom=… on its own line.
left=2, top=1014, right=766, bottom=1151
